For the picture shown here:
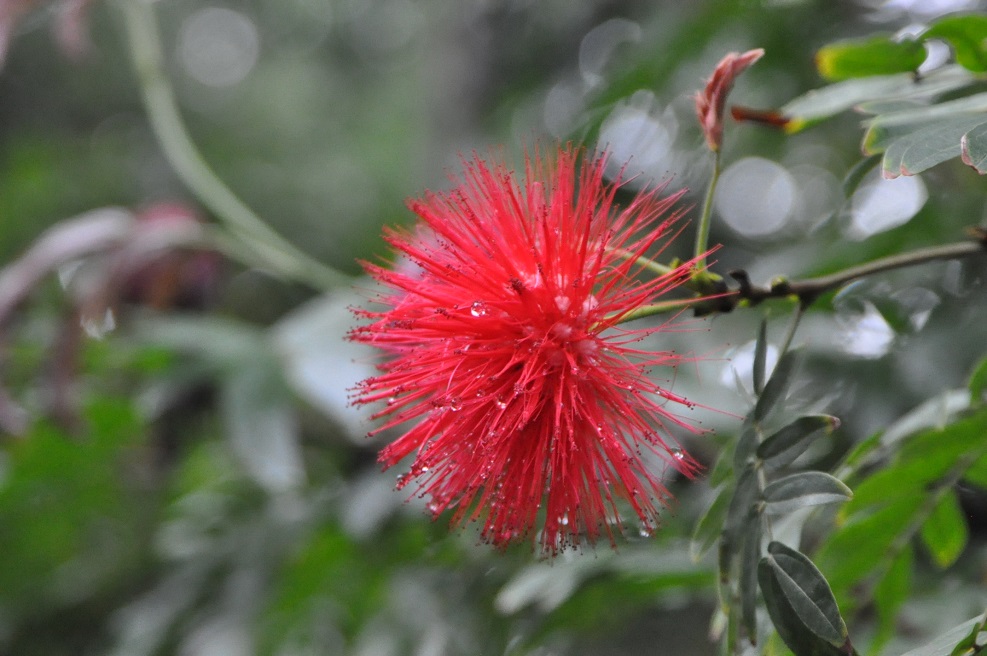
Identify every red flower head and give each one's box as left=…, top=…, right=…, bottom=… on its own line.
left=351, top=145, right=709, bottom=554
left=695, top=49, right=764, bottom=152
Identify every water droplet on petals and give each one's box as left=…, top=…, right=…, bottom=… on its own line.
left=470, top=301, right=488, bottom=317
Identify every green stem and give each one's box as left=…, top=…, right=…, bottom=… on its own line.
left=606, top=247, right=676, bottom=277
left=117, top=0, right=348, bottom=290
left=694, top=150, right=722, bottom=267
left=776, top=301, right=805, bottom=358
left=613, top=297, right=703, bottom=323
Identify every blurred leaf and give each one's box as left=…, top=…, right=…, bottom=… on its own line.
left=273, top=291, right=376, bottom=439
left=734, top=419, right=761, bottom=470
left=821, top=407, right=987, bottom=609
left=758, top=415, right=840, bottom=471
left=869, top=115, right=987, bottom=177
left=866, top=92, right=987, bottom=128
left=753, top=318, right=768, bottom=397
left=964, top=452, right=987, bottom=488
left=924, top=14, right=987, bottom=72
left=710, top=443, right=737, bottom=487
left=221, top=362, right=304, bottom=493
left=970, top=355, right=987, bottom=403
left=725, top=467, right=760, bottom=538
left=816, top=35, right=926, bottom=81
left=692, top=485, right=732, bottom=562
left=919, top=492, right=968, bottom=569
left=843, top=406, right=987, bottom=513
left=776, top=66, right=972, bottom=132
left=899, top=612, right=987, bottom=656
left=870, top=114, right=987, bottom=176
left=136, top=316, right=268, bottom=371
left=839, top=390, right=971, bottom=479
left=960, top=121, right=987, bottom=173
left=740, top=509, right=763, bottom=644
left=753, top=348, right=803, bottom=423
left=758, top=542, right=853, bottom=655
left=818, top=495, right=923, bottom=599
left=0, top=398, right=144, bottom=612
left=872, top=545, right=912, bottom=653
left=841, top=154, right=882, bottom=198
left=763, top=473, right=852, bottom=515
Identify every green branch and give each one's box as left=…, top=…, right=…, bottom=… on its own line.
left=694, top=150, right=722, bottom=268
left=117, top=0, right=348, bottom=290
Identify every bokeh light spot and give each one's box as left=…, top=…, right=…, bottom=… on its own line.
left=179, top=7, right=260, bottom=88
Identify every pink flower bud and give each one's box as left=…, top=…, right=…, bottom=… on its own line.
left=695, top=49, right=764, bottom=152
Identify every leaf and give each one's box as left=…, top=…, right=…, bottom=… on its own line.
left=968, top=355, right=987, bottom=403
left=734, top=419, right=761, bottom=470
left=964, top=452, right=987, bottom=488
left=692, top=485, right=732, bottom=562
left=839, top=389, right=972, bottom=479
left=725, top=466, right=760, bottom=538
left=865, top=91, right=987, bottom=128
left=745, top=65, right=974, bottom=133
left=758, top=542, right=853, bottom=655
left=753, top=348, right=803, bottom=423
left=960, top=121, right=987, bottom=173
left=871, top=115, right=987, bottom=178
left=740, top=510, right=763, bottom=644
left=924, top=14, right=987, bottom=72
left=817, top=495, right=924, bottom=599
left=841, top=154, right=882, bottom=198
left=816, top=34, right=926, bottom=81
left=920, top=492, right=969, bottom=569
left=899, top=612, right=987, bottom=656
left=221, top=363, right=305, bottom=493
left=872, top=546, right=913, bottom=652
left=758, top=415, right=841, bottom=471
left=710, top=445, right=736, bottom=487
left=753, top=318, right=769, bottom=397
left=763, top=472, right=852, bottom=515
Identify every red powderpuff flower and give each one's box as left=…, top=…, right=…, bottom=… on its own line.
left=350, top=145, right=710, bottom=554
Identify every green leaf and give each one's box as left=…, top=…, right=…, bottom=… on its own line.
left=920, top=492, right=969, bottom=569
left=841, top=154, right=882, bottom=198
left=968, top=355, right=987, bottom=403
left=865, top=91, right=987, bottom=128
left=839, top=389, right=972, bottom=479
left=753, top=318, right=769, bottom=397
left=779, top=65, right=973, bottom=131
left=763, top=472, right=852, bottom=515
left=947, top=613, right=987, bottom=656
left=960, top=121, right=987, bottom=173
left=877, top=115, right=987, bottom=177
left=899, top=612, right=987, bottom=656
left=740, top=509, right=763, bottom=644
left=221, top=363, right=304, bottom=493
left=758, top=542, right=854, bottom=655
left=924, top=14, right=987, bottom=72
left=725, top=467, right=760, bottom=538
left=753, top=348, right=804, bottom=423
left=692, top=485, right=732, bottom=562
left=758, top=415, right=841, bottom=471
left=816, top=34, right=927, bottom=81
left=817, top=495, right=923, bottom=599
left=710, top=445, right=736, bottom=487
left=872, top=546, right=913, bottom=652
left=734, top=419, right=761, bottom=470
left=964, top=451, right=987, bottom=488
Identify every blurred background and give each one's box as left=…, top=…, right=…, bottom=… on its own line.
left=1, top=0, right=986, bottom=654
